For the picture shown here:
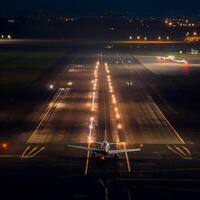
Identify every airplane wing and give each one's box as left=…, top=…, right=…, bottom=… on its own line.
left=94, top=142, right=116, bottom=145
left=94, top=142, right=102, bottom=145
left=67, top=145, right=102, bottom=153
left=109, top=143, right=118, bottom=145
left=109, top=148, right=141, bottom=154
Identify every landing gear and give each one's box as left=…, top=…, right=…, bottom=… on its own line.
left=114, top=154, right=118, bottom=159
left=91, top=152, right=96, bottom=158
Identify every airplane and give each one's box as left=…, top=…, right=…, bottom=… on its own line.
left=173, top=59, right=188, bottom=64
left=67, top=140, right=142, bottom=159
left=104, top=44, right=113, bottom=49
left=157, top=56, right=188, bottom=64
left=156, top=55, right=175, bottom=62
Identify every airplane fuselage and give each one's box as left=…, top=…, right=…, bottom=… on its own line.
left=100, top=141, right=110, bottom=155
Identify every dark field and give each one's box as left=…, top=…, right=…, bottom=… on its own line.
left=0, top=46, right=66, bottom=108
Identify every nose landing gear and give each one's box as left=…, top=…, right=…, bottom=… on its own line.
left=114, top=154, right=118, bottom=159
left=91, top=152, right=96, bottom=158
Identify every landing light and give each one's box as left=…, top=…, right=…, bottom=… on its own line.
left=67, top=82, right=73, bottom=86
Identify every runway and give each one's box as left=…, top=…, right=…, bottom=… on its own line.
left=0, top=49, right=200, bottom=199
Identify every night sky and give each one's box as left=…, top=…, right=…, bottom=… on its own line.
left=0, top=0, right=199, bottom=16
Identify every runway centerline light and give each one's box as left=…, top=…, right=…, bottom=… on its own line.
left=117, top=124, right=122, bottom=129
left=116, top=114, right=120, bottom=119
left=89, top=125, right=93, bottom=129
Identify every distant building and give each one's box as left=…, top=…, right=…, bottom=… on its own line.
left=191, top=49, right=199, bottom=54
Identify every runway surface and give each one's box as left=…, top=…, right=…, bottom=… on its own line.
left=0, top=49, right=200, bottom=199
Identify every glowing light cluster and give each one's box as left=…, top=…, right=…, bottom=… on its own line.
left=105, top=62, right=123, bottom=131
left=88, top=61, right=99, bottom=143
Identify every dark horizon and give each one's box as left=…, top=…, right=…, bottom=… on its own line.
left=0, top=0, right=200, bottom=17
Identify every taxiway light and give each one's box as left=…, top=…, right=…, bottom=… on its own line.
left=49, top=84, right=54, bottom=89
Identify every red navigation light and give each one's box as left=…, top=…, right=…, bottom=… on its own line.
left=140, top=144, right=144, bottom=148
left=184, top=60, right=188, bottom=65
left=101, top=156, right=105, bottom=160
left=1, top=143, right=8, bottom=150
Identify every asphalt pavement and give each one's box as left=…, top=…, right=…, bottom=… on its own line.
left=1, top=49, right=200, bottom=199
